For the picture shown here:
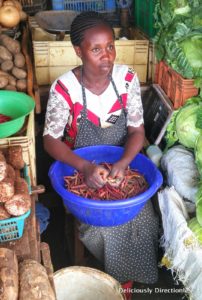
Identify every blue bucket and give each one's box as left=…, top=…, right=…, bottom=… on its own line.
left=48, top=145, right=163, bottom=226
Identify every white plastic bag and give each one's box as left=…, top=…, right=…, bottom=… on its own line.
left=161, top=145, right=199, bottom=206
left=158, top=187, right=202, bottom=300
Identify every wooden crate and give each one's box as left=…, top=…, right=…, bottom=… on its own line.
left=131, top=28, right=157, bottom=83
left=155, top=61, right=199, bottom=109
left=0, top=111, right=36, bottom=185
left=29, top=17, right=149, bottom=85
left=0, top=26, right=38, bottom=187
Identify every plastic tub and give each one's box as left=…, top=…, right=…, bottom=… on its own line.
left=53, top=266, right=125, bottom=300
left=49, top=145, right=163, bottom=226
left=0, top=91, right=35, bottom=138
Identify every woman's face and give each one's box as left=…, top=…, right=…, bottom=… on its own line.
left=75, top=25, right=116, bottom=76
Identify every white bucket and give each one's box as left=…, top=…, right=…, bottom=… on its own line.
left=53, top=266, right=126, bottom=300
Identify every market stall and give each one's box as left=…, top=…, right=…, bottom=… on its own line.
left=1, top=0, right=202, bottom=299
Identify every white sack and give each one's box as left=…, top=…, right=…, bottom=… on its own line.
left=161, top=145, right=199, bottom=206
left=158, top=187, right=202, bottom=300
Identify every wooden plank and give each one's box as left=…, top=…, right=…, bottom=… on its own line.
left=1, top=218, right=31, bottom=262
left=27, top=195, right=41, bottom=261
left=40, top=242, right=56, bottom=297
left=0, top=196, right=40, bottom=262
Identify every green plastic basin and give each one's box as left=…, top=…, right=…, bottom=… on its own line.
left=0, top=91, right=35, bottom=139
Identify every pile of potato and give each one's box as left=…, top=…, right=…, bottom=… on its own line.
left=0, top=248, right=56, bottom=300
left=0, top=0, right=27, bottom=29
left=0, top=34, right=27, bottom=92
left=0, top=145, right=31, bottom=220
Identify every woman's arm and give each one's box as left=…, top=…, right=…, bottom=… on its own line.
left=43, top=135, right=109, bottom=188
left=109, top=70, right=145, bottom=178
left=43, top=85, right=108, bottom=188
left=118, top=124, right=145, bottom=168
left=43, top=134, right=89, bottom=171
left=109, top=124, right=145, bottom=178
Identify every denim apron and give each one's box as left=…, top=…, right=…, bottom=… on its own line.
left=74, top=70, right=159, bottom=284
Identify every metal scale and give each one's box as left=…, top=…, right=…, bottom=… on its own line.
left=34, top=10, right=79, bottom=40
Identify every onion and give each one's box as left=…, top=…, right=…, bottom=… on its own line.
left=0, top=5, right=20, bottom=28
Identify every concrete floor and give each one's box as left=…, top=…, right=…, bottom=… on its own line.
left=35, top=112, right=187, bottom=300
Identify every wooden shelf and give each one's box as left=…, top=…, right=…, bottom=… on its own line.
left=1, top=195, right=41, bottom=263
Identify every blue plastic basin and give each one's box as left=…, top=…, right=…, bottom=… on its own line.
left=48, top=145, right=163, bottom=226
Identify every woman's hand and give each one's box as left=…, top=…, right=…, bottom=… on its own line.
left=82, top=162, right=109, bottom=189
left=107, top=161, right=126, bottom=186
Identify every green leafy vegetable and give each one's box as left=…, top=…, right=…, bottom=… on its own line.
left=188, top=216, right=202, bottom=242
left=195, top=135, right=202, bottom=176
left=165, top=97, right=202, bottom=149
left=153, top=0, right=202, bottom=91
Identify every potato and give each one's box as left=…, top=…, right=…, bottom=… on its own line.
left=0, top=248, right=18, bottom=271
left=0, top=178, right=15, bottom=202
left=0, top=70, right=9, bottom=77
left=7, top=145, right=24, bottom=169
left=19, top=10, right=27, bottom=21
left=6, top=164, right=15, bottom=181
left=0, top=267, right=18, bottom=300
left=0, top=34, right=21, bottom=54
left=0, top=205, right=11, bottom=219
left=16, top=79, right=26, bottom=91
left=0, top=74, right=8, bottom=88
left=0, top=45, right=12, bottom=60
left=19, top=259, right=56, bottom=300
left=15, top=177, right=29, bottom=194
left=12, top=66, right=27, bottom=79
left=14, top=52, right=25, bottom=68
left=5, top=193, right=31, bottom=216
left=8, top=74, right=16, bottom=86
left=1, top=59, right=13, bottom=71
left=0, top=151, right=7, bottom=181
left=5, top=84, right=16, bottom=91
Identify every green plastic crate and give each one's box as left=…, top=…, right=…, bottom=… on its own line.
left=133, top=0, right=157, bottom=38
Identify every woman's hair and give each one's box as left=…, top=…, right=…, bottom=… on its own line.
left=70, top=11, right=115, bottom=46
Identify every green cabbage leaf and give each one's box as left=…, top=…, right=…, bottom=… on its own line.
left=165, top=97, right=202, bottom=149
left=188, top=216, right=202, bottom=244
left=165, top=97, right=202, bottom=225
left=153, top=0, right=202, bottom=92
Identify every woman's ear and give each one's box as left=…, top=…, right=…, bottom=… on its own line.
left=74, top=46, right=82, bottom=59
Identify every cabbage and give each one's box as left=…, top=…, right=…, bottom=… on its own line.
left=165, top=98, right=202, bottom=225
left=176, top=105, right=201, bottom=148
left=154, top=0, right=202, bottom=90
left=195, top=135, right=202, bottom=176
left=159, top=0, right=191, bottom=26
left=165, top=97, right=202, bottom=149
left=195, top=136, right=202, bottom=225
left=180, top=36, right=202, bottom=70
left=188, top=217, right=202, bottom=244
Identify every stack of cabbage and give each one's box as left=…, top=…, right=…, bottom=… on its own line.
left=162, top=98, right=202, bottom=298
left=165, top=96, right=202, bottom=240
left=154, top=0, right=202, bottom=239
left=154, top=0, right=202, bottom=92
